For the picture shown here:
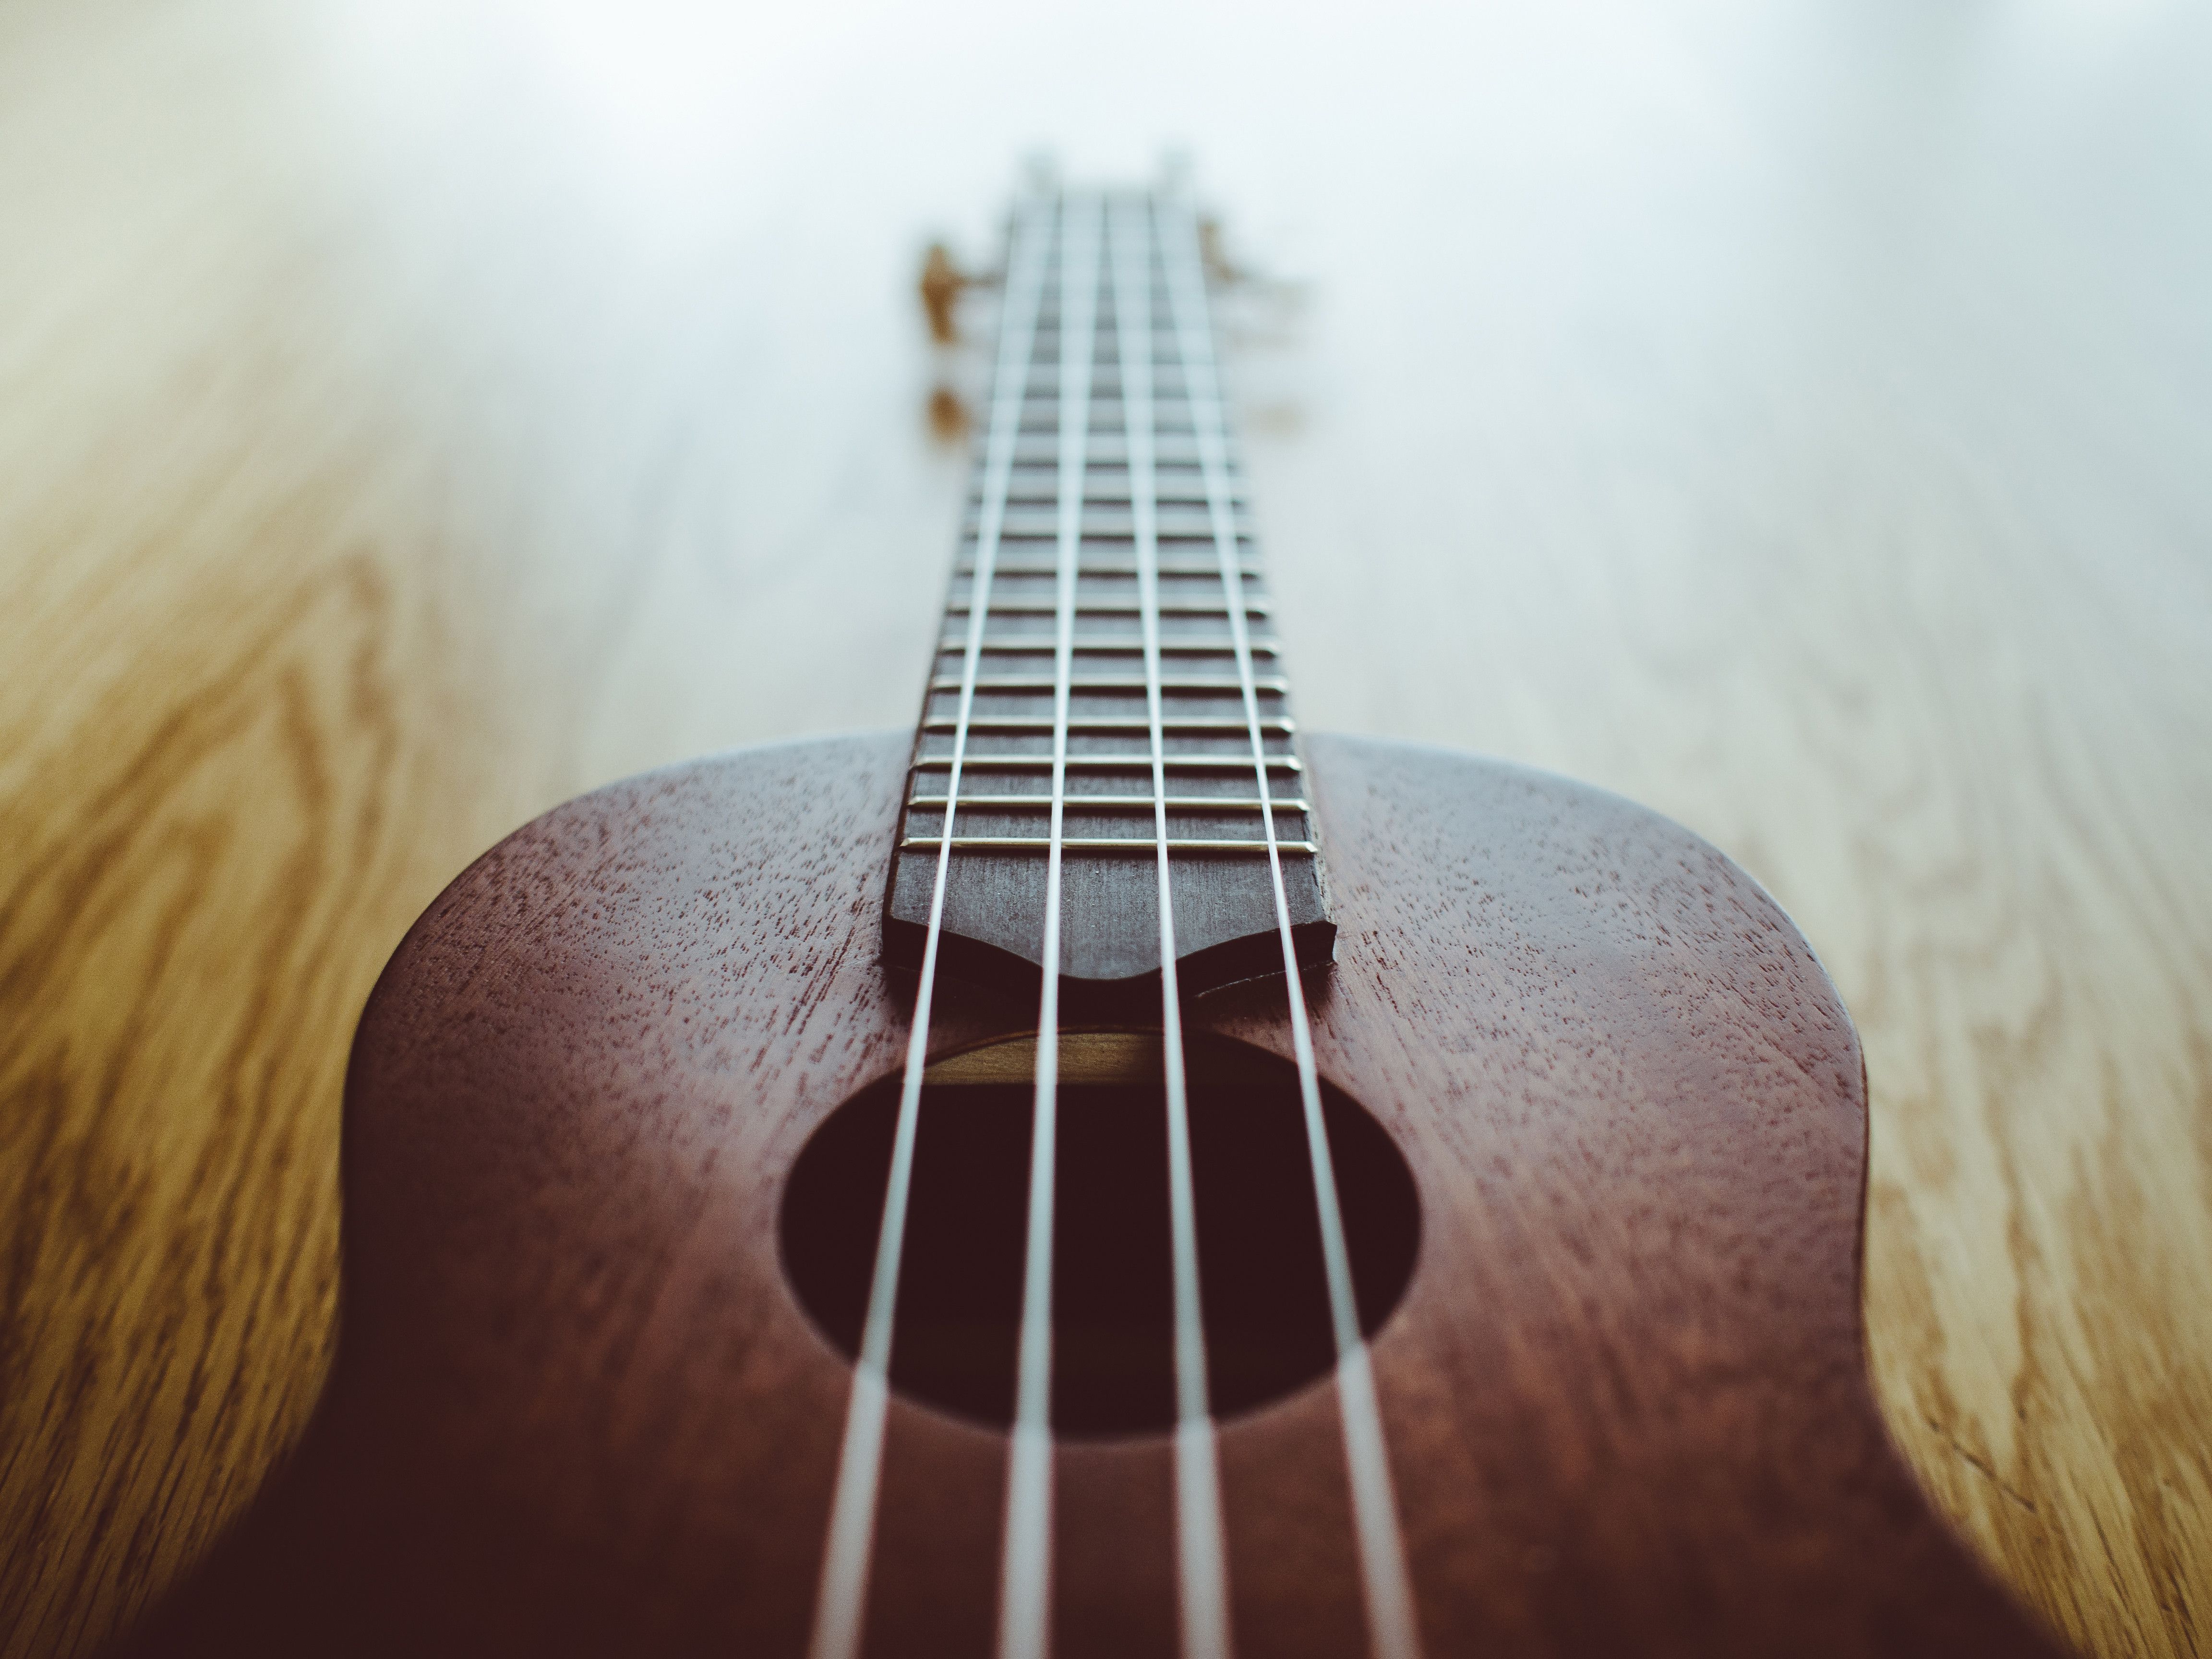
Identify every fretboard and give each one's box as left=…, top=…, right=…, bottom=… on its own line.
left=883, top=190, right=1331, bottom=999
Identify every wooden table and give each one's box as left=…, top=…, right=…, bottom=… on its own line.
left=3, top=1, right=2206, bottom=1653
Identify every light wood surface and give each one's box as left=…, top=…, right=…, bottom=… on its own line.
left=2, top=0, right=2206, bottom=1654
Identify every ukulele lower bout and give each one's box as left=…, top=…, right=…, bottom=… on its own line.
left=116, top=730, right=2063, bottom=1659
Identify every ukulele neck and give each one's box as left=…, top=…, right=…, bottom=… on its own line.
left=883, top=190, right=1332, bottom=1001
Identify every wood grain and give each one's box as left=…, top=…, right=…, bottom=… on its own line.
left=2, top=0, right=2207, bottom=1654
left=112, top=733, right=2061, bottom=1655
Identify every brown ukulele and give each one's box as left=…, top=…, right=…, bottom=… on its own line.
left=116, top=188, right=2068, bottom=1659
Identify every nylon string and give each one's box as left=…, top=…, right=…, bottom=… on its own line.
left=808, top=197, right=1052, bottom=1659
left=997, top=190, right=1103, bottom=1659
left=1158, top=195, right=1424, bottom=1659
left=1109, top=192, right=1235, bottom=1659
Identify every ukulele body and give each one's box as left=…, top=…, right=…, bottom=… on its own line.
left=117, top=731, right=2059, bottom=1658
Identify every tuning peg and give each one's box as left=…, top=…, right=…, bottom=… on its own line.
left=919, top=241, right=972, bottom=344
left=1197, top=216, right=1245, bottom=288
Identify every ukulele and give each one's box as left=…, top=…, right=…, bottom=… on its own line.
left=115, top=188, right=2068, bottom=1659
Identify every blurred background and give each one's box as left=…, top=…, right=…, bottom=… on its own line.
left=2, top=0, right=2207, bottom=1654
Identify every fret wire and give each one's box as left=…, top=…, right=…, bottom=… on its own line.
left=967, top=508, right=1251, bottom=527
left=929, top=674, right=1287, bottom=691
left=945, top=639, right=1281, bottom=656
left=996, top=487, right=1246, bottom=501
left=948, top=565, right=1260, bottom=581
left=810, top=197, right=1051, bottom=1659
left=962, top=556, right=1250, bottom=567
left=962, top=556, right=1259, bottom=572
left=956, top=563, right=1262, bottom=577
left=900, top=836, right=1320, bottom=854
left=965, top=518, right=1254, bottom=531
left=971, top=486, right=1230, bottom=498
left=998, top=488, right=1244, bottom=505
left=912, top=753, right=1302, bottom=772
left=921, top=715, right=1295, bottom=733
left=965, top=549, right=1259, bottom=565
left=1161, top=193, right=1421, bottom=1659
left=1016, top=407, right=1218, bottom=425
left=1010, top=433, right=1226, bottom=455
left=996, top=487, right=1247, bottom=505
left=944, top=601, right=1271, bottom=616
left=908, top=794, right=1311, bottom=810
left=967, top=516, right=1244, bottom=525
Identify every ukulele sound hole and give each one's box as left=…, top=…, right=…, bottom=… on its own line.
left=780, top=1031, right=1419, bottom=1438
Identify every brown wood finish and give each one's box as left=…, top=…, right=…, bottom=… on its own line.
left=116, top=731, right=2062, bottom=1655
